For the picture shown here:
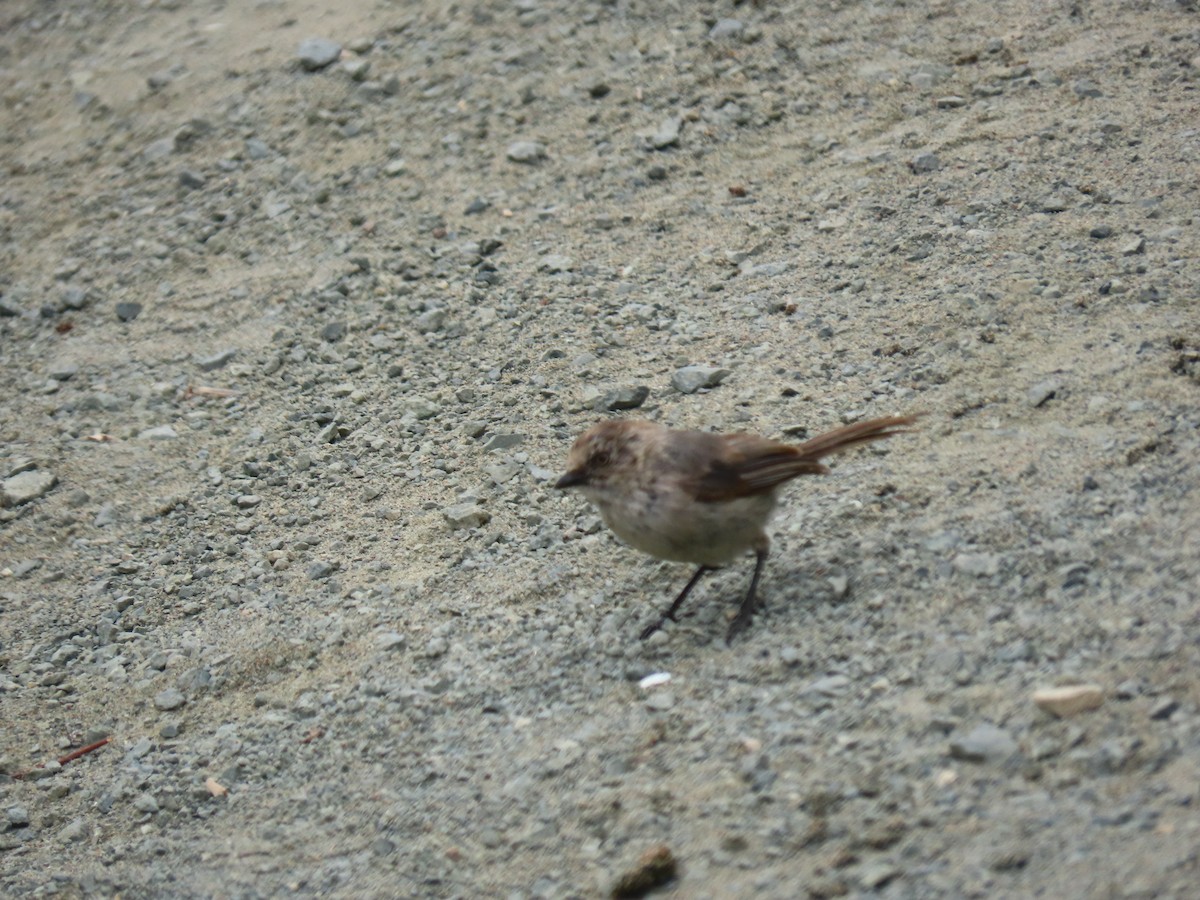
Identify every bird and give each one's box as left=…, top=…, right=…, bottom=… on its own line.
left=554, top=414, right=919, bottom=643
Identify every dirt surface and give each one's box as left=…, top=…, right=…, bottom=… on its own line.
left=2, top=1, right=1199, bottom=897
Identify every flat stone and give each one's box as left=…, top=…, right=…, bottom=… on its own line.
left=949, top=723, right=1018, bottom=763
left=603, top=385, right=650, bottom=410
left=1033, top=684, right=1104, bottom=718
left=196, top=348, right=237, bottom=371
left=2, top=470, right=57, bottom=506
left=115, top=301, right=143, bottom=322
left=444, top=502, right=491, bottom=529
left=649, top=116, right=683, bottom=149
left=1027, top=378, right=1061, bottom=407
left=671, top=365, right=731, bottom=394
left=154, top=688, right=186, bottom=711
left=483, top=432, right=525, bottom=452
left=507, top=140, right=546, bottom=163
left=298, top=38, right=342, bottom=71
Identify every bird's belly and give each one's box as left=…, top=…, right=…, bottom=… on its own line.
left=591, top=488, right=777, bottom=566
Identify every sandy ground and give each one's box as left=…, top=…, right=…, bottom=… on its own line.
left=2, top=1, right=1199, bottom=897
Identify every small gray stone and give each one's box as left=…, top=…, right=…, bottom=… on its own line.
left=709, top=18, right=744, bottom=40
left=321, top=321, right=346, bottom=342
left=115, top=301, right=143, bottom=322
left=2, top=470, right=57, bottom=506
left=1027, top=378, right=1061, bottom=408
left=507, top=140, right=546, bottom=163
left=671, top=365, right=731, bottom=394
left=444, top=503, right=491, bottom=530
left=154, top=688, right=186, bottom=711
left=298, top=37, right=342, bottom=71
left=645, top=690, right=676, bottom=711
left=414, top=308, right=446, bottom=332
left=307, top=560, right=338, bottom=579
left=1149, top=697, right=1179, bottom=721
left=949, top=723, right=1018, bottom=762
left=132, top=793, right=160, bottom=814
left=1089, top=224, right=1113, bottom=239
left=1072, top=79, right=1103, bottom=98
left=59, top=819, right=90, bottom=843
left=484, top=432, right=525, bottom=452
left=909, top=152, right=941, bottom=173
left=179, top=169, right=207, bottom=189
left=649, top=116, right=683, bottom=149
left=5, top=805, right=29, bottom=827
left=47, top=360, right=79, bottom=381
left=375, top=632, right=406, bottom=652
left=196, top=348, right=237, bottom=371
left=61, top=286, right=89, bottom=310
left=246, top=139, right=272, bottom=160
left=603, top=385, right=651, bottom=410
left=1120, top=236, right=1145, bottom=256
left=400, top=397, right=440, bottom=420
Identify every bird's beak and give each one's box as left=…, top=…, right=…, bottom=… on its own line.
left=554, top=469, right=587, bottom=489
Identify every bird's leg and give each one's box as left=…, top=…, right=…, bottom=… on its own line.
left=726, top=548, right=769, bottom=645
left=639, top=565, right=713, bottom=640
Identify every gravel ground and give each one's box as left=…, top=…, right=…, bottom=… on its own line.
left=2, top=1, right=1199, bottom=897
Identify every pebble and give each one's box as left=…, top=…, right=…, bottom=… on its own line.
left=709, top=19, right=744, bottom=40
left=2, top=470, right=57, bottom=506
left=5, top=805, right=29, bottom=827
left=671, top=365, right=731, bottom=394
left=1120, top=236, right=1145, bottom=256
left=115, top=301, right=143, bottom=322
left=603, top=385, right=651, bottom=410
left=909, top=152, right=941, bottom=173
left=506, top=140, right=546, bottom=163
left=483, top=432, right=525, bottom=452
left=307, top=560, right=337, bottom=579
left=1027, top=378, right=1061, bottom=407
left=154, top=688, right=186, bottom=711
left=1033, top=684, right=1104, bottom=717
left=59, top=819, right=90, bottom=843
left=47, top=360, right=78, bottom=381
left=375, top=632, right=406, bottom=652
left=196, top=348, right=237, bottom=371
left=949, top=723, right=1018, bottom=762
left=444, top=503, right=491, bottom=529
left=649, top=116, right=683, bottom=149
left=297, top=38, right=342, bottom=71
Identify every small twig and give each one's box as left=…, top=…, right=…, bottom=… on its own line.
left=58, top=737, right=111, bottom=766
left=10, top=737, right=111, bottom=780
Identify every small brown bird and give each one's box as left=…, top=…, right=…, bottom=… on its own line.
left=555, top=415, right=919, bottom=643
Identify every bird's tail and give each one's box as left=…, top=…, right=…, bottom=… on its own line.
left=796, top=414, right=922, bottom=463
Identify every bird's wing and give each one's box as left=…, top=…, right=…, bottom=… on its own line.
left=688, top=433, right=828, bottom=502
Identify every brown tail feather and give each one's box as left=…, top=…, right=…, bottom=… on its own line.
left=796, top=414, right=922, bottom=462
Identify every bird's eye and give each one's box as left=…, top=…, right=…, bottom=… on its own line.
left=590, top=450, right=611, bottom=468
